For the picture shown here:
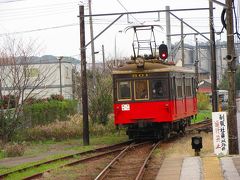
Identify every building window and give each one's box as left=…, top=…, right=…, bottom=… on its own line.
left=65, top=67, right=70, bottom=79
left=134, top=80, right=149, bottom=100
left=118, top=81, right=131, bottom=100
left=26, top=68, right=40, bottom=77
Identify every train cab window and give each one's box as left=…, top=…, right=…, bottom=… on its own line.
left=134, top=80, right=149, bottom=100
left=151, top=79, right=168, bottom=99
left=118, top=81, right=132, bottom=100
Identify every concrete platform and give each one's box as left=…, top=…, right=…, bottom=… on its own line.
left=155, top=156, right=240, bottom=180
left=155, top=157, right=183, bottom=180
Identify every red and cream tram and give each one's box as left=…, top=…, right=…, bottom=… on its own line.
left=113, top=62, right=197, bottom=139
left=112, top=25, right=198, bottom=139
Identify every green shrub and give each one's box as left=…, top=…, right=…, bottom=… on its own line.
left=197, top=92, right=210, bottom=110
left=23, top=100, right=78, bottom=126
left=4, top=143, right=25, bottom=157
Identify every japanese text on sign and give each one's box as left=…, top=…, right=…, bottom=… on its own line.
left=212, top=112, right=229, bottom=156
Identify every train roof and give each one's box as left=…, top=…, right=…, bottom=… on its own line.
left=112, top=61, right=195, bottom=74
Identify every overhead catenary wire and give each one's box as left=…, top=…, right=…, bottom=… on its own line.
left=0, top=0, right=82, bottom=22
left=0, top=1, right=78, bottom=12
left=116, top=0, right=143, bottom=24
left=0, top=0, right=27, bottom=3
left=0, top=23, right=79, bottom=36
left=0, top=22, right=225, bottom=36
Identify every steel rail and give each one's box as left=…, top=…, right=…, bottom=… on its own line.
left=94, top=144, right=132, bottom=180
left=23, top=147, right=126, bottom=180
left=0, top=140, right=133, bottom=179
left=186, top=118, right=212, bottom=133
left=94, top=141, right=152, bottom=180
left=135, top=141, right=161, bottom=180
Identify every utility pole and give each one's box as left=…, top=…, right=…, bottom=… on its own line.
left=217, top=40, right=223, bottom=79
left=79, top=5, right=89, bottom=146
left=181, top=19, right=184, bottom=66
left=58, top=56, right=63, bottom=96
left=102, top=45, right=105, bottom=71
left=88, top=0, right=96, bottom=87
left=166, top=6, right=171, bottom=55
left=114, top=34, right=117, bottom=66
left=209, top=0, right=218, bottom=112
left=226, top=0, right=239, bottom=154
left=195, top=35, right=199, bottom=84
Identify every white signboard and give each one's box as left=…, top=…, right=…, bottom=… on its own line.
left=212, top=112, right=229, bottom=156
left=121, top=104, right=130, bottom=111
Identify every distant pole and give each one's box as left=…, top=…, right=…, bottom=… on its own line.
left=114, top=30, right=122, bottom=66
left=58, top=56, right=63, bottom=96
left=219, top=41, right=223, bottom=79
left=195, top=35, right=199, bottom=84
left=209, top=0, right=218, bottom=112
left=114, top=34, right=117, bottom=66
left=102, top=45, right=105, bottom=71
left=181, top=18, right=184, bottom=66
left=88, top=0, right=96, bottom=87
left=166, top=6, right=171, bottom=55
left=79, top=5, right=89, bottom=146
left=226, top=0, right=239, bottom=154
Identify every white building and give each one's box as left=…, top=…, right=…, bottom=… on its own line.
left=174, top=42, right=240, bottom=82
left=0, top=55, right=79, bottom=100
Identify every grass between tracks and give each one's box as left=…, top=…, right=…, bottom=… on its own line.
left=192, top=110, right=212, bottom=124
left=4, top=160, right=69, bottom=180
left=0, top=134, right=128, bottom=178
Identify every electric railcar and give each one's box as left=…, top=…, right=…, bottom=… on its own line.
left=112, top=61, right=197, bottom=139
left=112, top=25, right=197, bottom=139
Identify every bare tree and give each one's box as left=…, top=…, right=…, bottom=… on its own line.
left=0, top=37, right=56, bottom=143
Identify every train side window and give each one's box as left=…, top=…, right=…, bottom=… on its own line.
left=176, top=78, right=183, bottom=98
left=134, top=80, right=149, bottom=100
left=118, top=81, right=132, bottom=100
left=151, top=79, right=168, bottom=99
left=185, top=78, right=192, bottom=97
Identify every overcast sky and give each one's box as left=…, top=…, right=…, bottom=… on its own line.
left=0, top=0, right=237, bottom=62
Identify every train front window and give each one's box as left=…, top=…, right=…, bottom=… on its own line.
left=118, top=81, right=131, bottom=100
left=151, top=79, right=168, bottom=99
left=135, top=80, right=149, bottom=100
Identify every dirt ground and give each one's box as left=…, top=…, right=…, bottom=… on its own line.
left=0, top=131, right=213, bottom=179
left=43, top=132, right=214, bottom=180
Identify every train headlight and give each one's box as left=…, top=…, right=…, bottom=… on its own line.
left=191, top=136, right=202, bottom=156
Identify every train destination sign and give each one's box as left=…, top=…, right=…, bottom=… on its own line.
left=132, top=73, right=149, bottom=78
left=212, top=112, right=229, bottom=156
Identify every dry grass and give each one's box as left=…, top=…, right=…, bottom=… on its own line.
left=22, top=114, right=118, bottom=141
left=4, top=143, right=25, bottom=157
left=158, top=132, right=214, bottom=158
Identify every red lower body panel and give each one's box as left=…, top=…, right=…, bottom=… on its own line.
left=114, top=98, right=197, bottom=125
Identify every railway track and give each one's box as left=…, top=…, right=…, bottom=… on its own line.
left=95, top=141, right=161, bottom=180
left=0, top=140, right=133, bottom=179
left=0, top=119, right=212, bottom=179
left=186, top=118, right=212, bottom=133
